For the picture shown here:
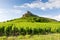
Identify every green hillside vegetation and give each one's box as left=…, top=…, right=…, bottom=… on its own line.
left=6, top=11, right=58, bottom=23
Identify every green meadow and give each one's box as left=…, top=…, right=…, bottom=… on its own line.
left=0, top=34, right=60, bottom=40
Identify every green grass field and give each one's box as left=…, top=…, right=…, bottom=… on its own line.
left=0, top=33, right=60, bottom=40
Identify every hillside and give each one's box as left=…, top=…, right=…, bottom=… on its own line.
left=6, top=11, right=57, bottom=23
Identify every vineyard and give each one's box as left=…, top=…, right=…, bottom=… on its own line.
left=0, top=22, right=60, bottom=36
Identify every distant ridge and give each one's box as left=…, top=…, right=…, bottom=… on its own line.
left=6, top=11, right=58, bottom=22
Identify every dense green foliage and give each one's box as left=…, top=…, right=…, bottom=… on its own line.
left=0, top=22, right=60, bottom=36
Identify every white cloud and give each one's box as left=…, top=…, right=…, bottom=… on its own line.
left=41, top=7, right=46, bottom=10
left=0, top=9, right=23, bottom=22
left=14, top=0, right=60, bottom=10
left=53, top=15, right=60, bottom=21
left=40, top=14, right=60, bottom=21
left=0, top=9, right=8, bottom=13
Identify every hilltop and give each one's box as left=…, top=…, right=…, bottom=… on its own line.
left=5, top=11, right=57, bottom=23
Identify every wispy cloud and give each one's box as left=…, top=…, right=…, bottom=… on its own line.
left=53, top=15, right=60, bottom=21
left=40, top=14, right=60, bottom=21
left=0, top=9, right=23, bottom=22
left=14, top=0, right=60, bottom=10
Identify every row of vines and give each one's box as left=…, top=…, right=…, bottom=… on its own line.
left=0, top=22, right=60, bottom=36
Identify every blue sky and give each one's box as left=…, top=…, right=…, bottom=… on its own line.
left=0, top=0, right=60, bottom=22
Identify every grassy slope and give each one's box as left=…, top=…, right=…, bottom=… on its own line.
left=5, top=11, right=58, bottom=23
left=0, top=34, right=60, bottom=40
left=0, top=11, right=58, bottom=27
